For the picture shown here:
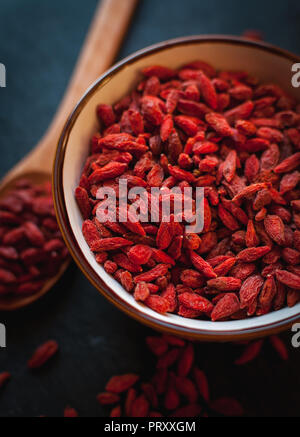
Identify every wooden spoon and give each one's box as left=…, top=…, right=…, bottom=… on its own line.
left=0, top=0, right=138, bottom=310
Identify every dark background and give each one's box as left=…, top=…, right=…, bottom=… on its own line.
left=0, top=0, right=299, bottom=417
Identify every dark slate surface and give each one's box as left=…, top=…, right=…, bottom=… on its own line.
left=0, top=0, right=299, bottom=417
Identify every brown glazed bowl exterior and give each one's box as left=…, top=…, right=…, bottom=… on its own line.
left=53, top=35, right=300, bottom=341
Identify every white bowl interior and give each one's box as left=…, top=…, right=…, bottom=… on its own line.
left=62, top=39, right=300, bottom=335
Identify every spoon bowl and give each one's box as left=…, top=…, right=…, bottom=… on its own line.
left=0, top=169, right=70, bottom=311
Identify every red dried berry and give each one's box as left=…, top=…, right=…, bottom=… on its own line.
left=264, top=215, right=286, bottom=246
left=210, top=397, right=244, bottom=417
left=144, top=294, right=170, bottom=314
left=276, top=270, right=300, bottom=290
left=97, top=104, right=116, bottom=126
left=205, top=112, right=233, bottom=137
left=146, top=336, right=168, bottom=356
left=237, top=246, right=271, bottom=262
left=189, top=250, right=217, bottom=279
left=269, top=335, right=289, bottom=360
left=193, top=367, right=210, bottom=402
left=110, top=405, right=121, bottom=417
left=130, top=394, right=150, bottom=417
left=134, top=282, right=150, bottom=301
left=178, top=293, right=213, bottom=314
left=97, top=392, right=120, bottom=405
left=211, top=293, right=240, bottom=321
left=164, top=377, right=180, bottom=410
left=177, top=343, right=194, bottom=377
left=75, top=187, right=91, bottom=219
left=207, top=277, right=241, bottom=292
left=134, top=264, right=170, bottom=283
left=239, top=275, right=264, bottom=309
left=235, top=340, right=264, bottom=365
left=105, top=374, right=139, bottom=393
left=64, top=406, right=78, bottom=417
left=125, top=388, right=136, bottom=416
left=0, top=372, right=11, bottom=389
left=28, top=340, right=58, bottom=369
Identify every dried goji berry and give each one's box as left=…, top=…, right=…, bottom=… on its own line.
left=144, top=294, right=169, bottom=314
left=239, top=275, right=264, bottom=309
left=97, top=392, right=120, bottom=405
left=207, top=277, right=241, bottom=291
left=0, top=372, right=11, bottom=389
left=134, top=282, right=150, bottom=301
left=235, top=340, right=263, bottom=365
left=269, top=335, right=289, bottom=360
left=211, top=293, right=240, bottom=321
left=64, top=406, right=79, bottom=417
left=210, top=397, right=244, bottom=416
left=28, top=340, right=59, bottom=369
left=193, top=367, right=210, bottom=402
left=276, top=270, right=300, bottom=290
left=105, top=374, right=139, bottom=393
left=178, top=293, right=213, bottom=314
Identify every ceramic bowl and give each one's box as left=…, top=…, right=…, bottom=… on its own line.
left=53, top=35, right=300, bottom=341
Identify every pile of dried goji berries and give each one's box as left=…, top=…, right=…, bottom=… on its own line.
left=75, top=60, right=300, bottom=321
left=97, top=334, right=243, bottom=417
left=0, top=180, right=68, bottom=296
left=0, top=332, right=290, bottom=417
left=1, top=334, right=244, bottom=417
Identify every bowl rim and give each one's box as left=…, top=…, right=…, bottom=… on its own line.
left=53, top=35, right=300, bottom=341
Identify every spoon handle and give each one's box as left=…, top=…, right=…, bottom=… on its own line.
left=4, top=0, right=138, bottom=179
